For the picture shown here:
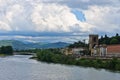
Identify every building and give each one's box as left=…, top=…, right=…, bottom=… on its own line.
left=64, top=34, right=120, bottom=57
left=107, top=45, right=120, bottom=57
left=89, top=34, right=107, bottom=56
left=89, top=34, right=99, bottom=55
left=99, top=44, right=107, bottom=56
left=92, top=44, right=107, bottom=56
left=72, top=48, right=86, bottom=55
left=62, top=48, right=73, bottom=55
left=62, top=47, right=86, bottom=55
left=89, top=34, right=120, bottom=57
left=89, top=34, right=98, bottom=51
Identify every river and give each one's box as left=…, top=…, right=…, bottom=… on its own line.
left=0, top=55, right=120, bottom=80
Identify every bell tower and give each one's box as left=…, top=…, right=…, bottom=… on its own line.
left=89, top=34, right=98, bottom=50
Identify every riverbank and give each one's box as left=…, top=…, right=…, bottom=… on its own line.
left=34, top=49, right=120, bottom=71
left=0, top=54, right=13, bottom=57
left=0, top=54, right=7, bottom=57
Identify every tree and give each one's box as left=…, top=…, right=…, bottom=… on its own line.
left=6, top=46, right=13, bottom=54
left=99, top=36, right=104, bottom=44
left=68, top=40, right=87, bottom=48
left=0, top=46, right=13, bottom=55
left=105, top=34, right=108, bottom=38
left=116, top=33, right=119, bottom=37
left=110, top=38, right=119, bottom=44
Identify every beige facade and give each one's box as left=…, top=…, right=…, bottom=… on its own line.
left=92, top=45, right=107, bottom=56
left=62, top=48, right=73, bottom=55
left=62, top=48, right=85, bottom=55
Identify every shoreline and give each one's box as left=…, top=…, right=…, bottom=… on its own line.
left=34, top=51, right=120, bottom=71
left=35, top=57, right=120, bottom=71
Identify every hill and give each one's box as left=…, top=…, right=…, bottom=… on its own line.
left=0, top=40, right=69, bottom=50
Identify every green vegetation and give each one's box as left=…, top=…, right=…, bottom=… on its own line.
left=110, top=38, right=119, bottom=44
left=76, top=58, right=120, bottom=71
left=0, top=46, right=13, bottom=55
left=35, top=49, right=120, bottom=71
left=68, top=41, right=88, bottom=48
left=35, top=49, right=76, bottom=64
left=99, top=33, right=120, bottom=45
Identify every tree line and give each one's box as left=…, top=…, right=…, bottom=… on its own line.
left=68, top=40, right=88, bottom=48
left=99, top=33, right=120, bottom=45
left=0, top=46, right=13, bottom=55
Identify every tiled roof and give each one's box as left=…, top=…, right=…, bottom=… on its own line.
left=107, top=45, right=120, bottom=53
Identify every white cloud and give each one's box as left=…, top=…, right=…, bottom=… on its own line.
left=3, top=0, right=119, bottom=34
left=0, top=21, right=11, bottom=31
left=0, top=0, right=93, bottom=33
left=31, top=3, right=92, bottom=32
left=83, top=5, right=120, bottom=33
left=0, top=0, right=120, bottom=42
left=5, top=4, right=24, bottom=22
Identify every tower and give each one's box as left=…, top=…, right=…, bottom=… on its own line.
left=89, top=34, right=98, bottom=50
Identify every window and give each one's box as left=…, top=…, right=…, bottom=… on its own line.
left=93, top=37, right=97, bottom=42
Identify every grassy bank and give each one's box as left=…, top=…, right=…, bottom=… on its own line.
left=0, top=54, right=13, bottom=57
left=35, top=49, right=120, bottom=71
left=0, top=54, right=7, bottom=57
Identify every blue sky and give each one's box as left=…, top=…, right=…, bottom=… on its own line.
left=71, top=9, right=86, bottom=22
left=0, top=0, right=120, bottom=43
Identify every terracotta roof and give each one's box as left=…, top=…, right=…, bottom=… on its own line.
left=107, top=45, right=120, bottom=53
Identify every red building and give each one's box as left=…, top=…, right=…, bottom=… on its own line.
left=107, top=44, right=120, bottom=57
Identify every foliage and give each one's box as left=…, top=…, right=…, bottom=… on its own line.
left=35, top=49, right=120, bottom=71
left=68, top=41, right=88, bottom=48
left=110, top=38, right=119, bottom=44
left=99, top=33, right=120, bottom=45
left=36, top=49, right=76, bottom=64
left=0, top=46, right=13, bottom=55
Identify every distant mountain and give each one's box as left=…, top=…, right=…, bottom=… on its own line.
left=0, top=40, right=29, bottom=50
left=0, top=40, right=70, bottom=50
left=40, top=42, right=70, bottom=49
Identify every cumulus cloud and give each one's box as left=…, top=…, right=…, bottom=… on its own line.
left=31, top=3, right=92, bottom=32
left=5, top=4, right=24, bottom=22
left=0, top=21, right=11, bottom=31
left=0, top=0, right=120, bottom=42
left=83, top=5, right=120, bottom=33
left=0, top=0, right=92, bottom=33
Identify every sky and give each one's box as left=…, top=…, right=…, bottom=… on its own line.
left=0, top=0, right=120, bottom=43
